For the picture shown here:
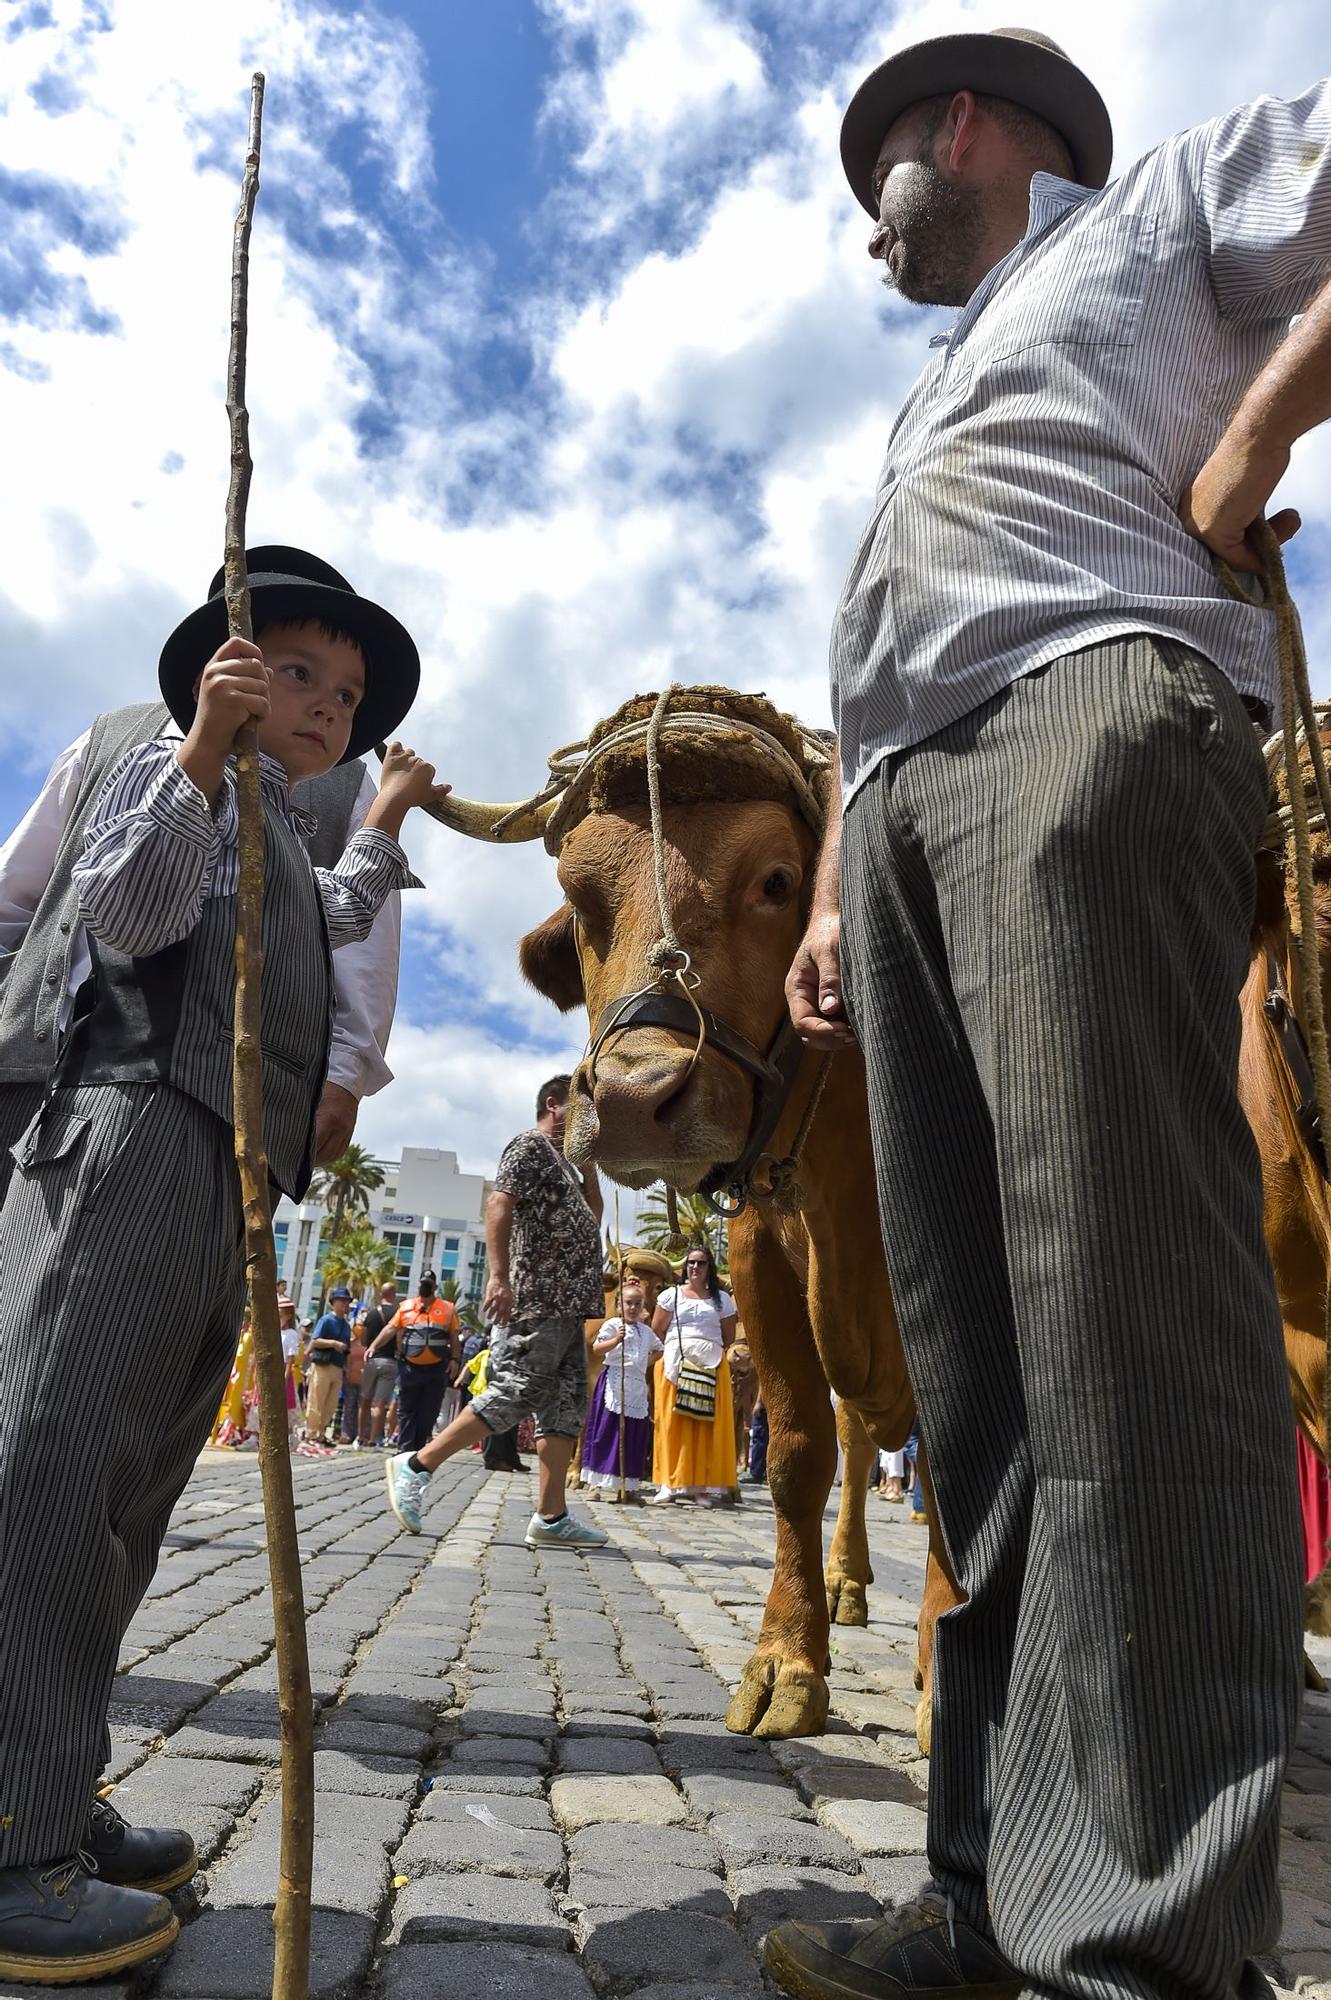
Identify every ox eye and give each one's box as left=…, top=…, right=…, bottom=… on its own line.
left=760, top=869, right=794, bottom=906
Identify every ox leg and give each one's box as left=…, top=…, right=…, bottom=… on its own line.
left=826, top=1400, right=874, bottom=1628
left=911, top=1440, right=965, bottom=1757
left=726, top=1237, right=834, bottom=1740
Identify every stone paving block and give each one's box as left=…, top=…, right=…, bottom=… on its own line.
left=396, top=1813, right=564, bottom=1884
left=625, top=1987, right=763, bottom=2000
left=425, top=1769, right=546, bottom=1797
left=316, top=1712, right=433, bottom=1761
left=567, top=1861, right=732, bottom=1915
left=570, top=1823, right=722, bottom=1874
left=419, top=1789, right=556, bottom=1831
left=231, top=1660, right=346, bottom=1705
left=389, top=1871, right=571, bottom=1947
left=104, top=1673, right=213, bottom=1733
left=711, top=1810, right=859, bottom=1874
left=163, top=1688, right=299, bottom=1768
left=861, top=1853, right=936, bottom=1909
left=561, top=1711, right=655, bottom=1740
left=656, top=1721, right=775, bottom=1774
left=334, top=1689, right=442, bottom=1730
left=211, top=1794, right=407, bottom=1912
left=456, top=1700, right=556, bottom=1740
left=680, top=1770, right=811, bottom=1819
left=448, top=1726, right=548, bottom=1762
left=576, top=1909, right=759, bottom=1992
left=556, top=1736, right=663, bottom=1776
left=112, top=1755, right=261, bottom=1821
left=311, top=1749, right=421, bottom=1798
left=551, top=1774, right=689, bottom=1831
left=103, top=1727, right=156, bottom=1783
left=773, top=1734, right=921, bottom=1805
left=379, top=1942, right=596, bottom=2000
left=154, top=1906, right=374, bottom=1999
left=728, top=1863, right=881, bottom=1936
left=815, top=1798, right=930, bottom=1856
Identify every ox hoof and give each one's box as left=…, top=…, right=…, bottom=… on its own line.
left=826, top=1576, right=869, bottom=1628
left=726, top=1655, right=829, bottom=1740
left=915, top=1691, right=932, bottom=1758
left=1307, top=1562, right=1331, bottom=1640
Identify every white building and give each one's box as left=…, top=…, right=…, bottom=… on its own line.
left=274, top=1146, right=490, bottom=1318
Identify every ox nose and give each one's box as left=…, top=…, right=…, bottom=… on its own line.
left=586, top=1049, right=698, bottom=1158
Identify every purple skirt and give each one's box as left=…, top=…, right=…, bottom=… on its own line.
left=580, top=1370, right=652, bottom=1488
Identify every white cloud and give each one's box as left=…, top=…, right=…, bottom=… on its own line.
left=3, top=0, right=1330, bottom=1182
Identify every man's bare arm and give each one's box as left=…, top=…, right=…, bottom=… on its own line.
left=482, top=1189, right=516, bottom=1324
left=1182, top=268, right=1331, bottom=572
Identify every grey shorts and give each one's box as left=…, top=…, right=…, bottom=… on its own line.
left=362, top=1355, right=397, bottom=1407
left=469, top=1316, right=588, bottom=1441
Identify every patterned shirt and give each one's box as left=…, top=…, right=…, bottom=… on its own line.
left=73, top=740, right=419, bottom=957
left=830, top=79, right=1331, bottom=804
left=495, top=1129, right=603, bottom=1324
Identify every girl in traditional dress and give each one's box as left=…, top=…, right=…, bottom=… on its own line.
left=580, top=1279, right=662, bottom=1499
left=649, top=1247, right=739, bottom=1505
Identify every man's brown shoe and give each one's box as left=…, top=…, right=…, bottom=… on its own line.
left=763, top=1894, right=1021, bottom=2000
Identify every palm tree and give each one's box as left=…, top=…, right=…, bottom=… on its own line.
left=635, top=1190, right=728, bottom=1265
left=308, top=1145, right=386, bottom=1245
left=439, top=1274, right=481, bottom=1338
left=321, top=1221, right=397, bottom=1302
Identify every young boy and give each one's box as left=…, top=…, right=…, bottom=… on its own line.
left=0, top=547, right=443, bottom=1983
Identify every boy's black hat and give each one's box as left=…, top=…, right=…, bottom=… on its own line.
left=158, top=545, right=420, bottom=764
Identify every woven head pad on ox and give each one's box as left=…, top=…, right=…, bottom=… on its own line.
left=562, top=685, right=834, bottom=837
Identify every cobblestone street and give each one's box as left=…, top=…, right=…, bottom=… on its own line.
left=9, top=1452, right=1329, bottom=2000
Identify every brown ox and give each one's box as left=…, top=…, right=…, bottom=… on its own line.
left=437, top=688, right=1331, bottom=1735
left=439, top=688, right=960, bottom=1739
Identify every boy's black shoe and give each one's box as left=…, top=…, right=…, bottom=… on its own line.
left=0, top=1860, right=178, bottom=1984
left=84, top=1797, right=197, bottom=1894
left=762, top=1895, right=1021, bottom=2000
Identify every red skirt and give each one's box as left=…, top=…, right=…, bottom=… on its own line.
left=1297, top=1425, right=1331, bottom=1585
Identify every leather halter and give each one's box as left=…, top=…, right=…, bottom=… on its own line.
left=1264, top=950, right=1328, bottom=1179
left=585, top=985, right=810, bottom=1216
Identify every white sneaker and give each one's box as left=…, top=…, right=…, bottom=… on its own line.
left=647, top=1489, right=675, bottom=1506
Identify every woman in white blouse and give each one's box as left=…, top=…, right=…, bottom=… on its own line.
left=579, top=1279, right=663, bottom=1498
left=649, top=1247, right=740, bottom=1505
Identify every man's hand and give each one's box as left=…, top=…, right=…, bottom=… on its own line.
left=314, top=1083, right=357, bottom=1165
left=365, top=743, right=452, bottom=843
left=1181, top=427, right=1300, bottom=575
left=483, top=1274, right=514, bottom=1326
left=786, top=907, right=857, bottom=1049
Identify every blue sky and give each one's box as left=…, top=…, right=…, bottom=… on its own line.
left=2, top=0, right=1329, bottom=1174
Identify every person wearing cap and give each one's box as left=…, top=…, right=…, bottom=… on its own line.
left=305, top=1287, right=355, bottom=1447
left=365, top=1268, right=461, bottom=1454
left=779, top=32, right=1331, bottom=2000
left=0, top=548, right=448, bottom=1982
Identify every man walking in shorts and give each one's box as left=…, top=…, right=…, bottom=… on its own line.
left=384, top=1075, right=607, bottom=1546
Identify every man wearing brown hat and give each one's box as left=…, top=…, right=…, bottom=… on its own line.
left=778, top=28, right=1331, bottom=2000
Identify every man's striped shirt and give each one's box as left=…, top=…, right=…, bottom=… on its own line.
left=830, top=79, right=1331, bottom=807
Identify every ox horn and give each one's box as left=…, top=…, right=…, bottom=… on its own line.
left=423, top=792, right=555, bottom=844
left=375, top=745, right=555, bottom=843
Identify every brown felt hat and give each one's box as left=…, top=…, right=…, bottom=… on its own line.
left=840, top=26, right=1113, bottom=217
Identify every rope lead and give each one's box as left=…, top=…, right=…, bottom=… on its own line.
left=1218, top=523, right=1331, bottom=1465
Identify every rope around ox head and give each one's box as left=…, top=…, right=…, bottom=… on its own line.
left=1217, top=522, right=1331, bottom=1467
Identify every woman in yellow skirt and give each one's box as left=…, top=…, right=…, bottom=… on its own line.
left=649, top=1248, right=739, bottom=1504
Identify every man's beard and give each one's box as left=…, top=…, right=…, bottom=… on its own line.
left=883, top=158, right=987, bottom=308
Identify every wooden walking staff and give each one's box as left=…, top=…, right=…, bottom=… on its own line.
left=223, top=72, right=316, bottom=1999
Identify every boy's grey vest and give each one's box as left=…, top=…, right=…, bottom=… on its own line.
left=0, top=700, right=368, bottom=1197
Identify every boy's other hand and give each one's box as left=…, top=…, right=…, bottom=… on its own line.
left=366, top=742, right=452, bottom=842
